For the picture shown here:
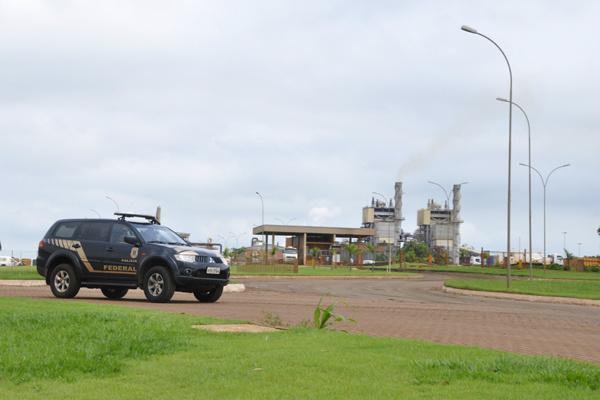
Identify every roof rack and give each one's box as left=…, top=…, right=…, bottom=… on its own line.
left=114, top=212, right=160, bottom=225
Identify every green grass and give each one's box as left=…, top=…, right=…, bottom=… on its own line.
left=231, top=264, right=418, bottom=277
left=0, top=265, right=42, bottom=280
left=1, top=297, right=599, bottom=399
left=445, top=278, right=600, bottom=300
left=406, top=264, right=600, bottom=280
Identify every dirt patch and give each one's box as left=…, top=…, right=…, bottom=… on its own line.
left=192, top=324, right=281, bottom=333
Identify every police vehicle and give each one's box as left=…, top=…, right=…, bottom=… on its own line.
left=36, top=213, right=230, bottom=303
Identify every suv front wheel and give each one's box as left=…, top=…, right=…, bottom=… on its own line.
left=143, top=266, right=175, bottom=303
left=50, top=263, right=81, bottom=298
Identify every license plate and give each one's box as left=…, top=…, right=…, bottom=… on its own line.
left=206, top=267, right=220, bottom=275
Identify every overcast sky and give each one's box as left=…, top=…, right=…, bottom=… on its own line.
left=1, top=1, right=599, bottom=259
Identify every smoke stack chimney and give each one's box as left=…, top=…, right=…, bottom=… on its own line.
left=394, top=182, right=404, bottom=243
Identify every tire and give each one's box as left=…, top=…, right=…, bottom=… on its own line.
left=50, top=263, right=80, bottom=298
left=101, top=287, right=129, bottom=299
left=143, top=266, right=175, bottom=303
left=193, top=286, right=223, bottom=303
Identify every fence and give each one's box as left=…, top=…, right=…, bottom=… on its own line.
left=234, top=260, right=298, bottom=274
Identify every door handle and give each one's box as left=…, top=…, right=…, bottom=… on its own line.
left=106, top=247, right=115, bottom=252
left=72, top=243, right=81, bottom=249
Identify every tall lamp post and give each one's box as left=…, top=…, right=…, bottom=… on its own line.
left=106, top=196, right=120, bottom=213
left=373, top=192, right=392, bottom=273
left=462, top=25, right=513, bottom=288
left=519, top=163, right=570, bottom=272
left=275, top=218, right=297, bottom=225
left=229, top=232, right=247, bottom=249
left=256, top=192, right=265, bottom=263
left=498, top=97, right=532, bottom=280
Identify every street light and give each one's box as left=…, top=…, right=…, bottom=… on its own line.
left=106, top=196, right=120, bottom=212
left=256, top=192, right=265, bottom=262
left=89, top=209, right=101, bottom=218
left=229, top=232, right=247, bottom=248
left=519, top=163, right=570, bottom=272
left=462, top=25, right=513, bottom=288
left=562, top=232, right=568, bottom=258
left=427, top=181, right=468, bottom=265
left=275, top=218, right=296, bottom=225
left=498, top=97, right=532, bottom=281
left=373, top=191, right=393, bottom=273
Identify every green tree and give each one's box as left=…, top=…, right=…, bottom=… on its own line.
left=270, top=246, right=279, bottom=264
left=565, top=249, right=574, bottom=260
left=344, top=243, right=362, bottom=271
left=234, top=247, right=246, bottom=264
left=311, top=247, right=320, bottom=269
left=329, top=247, right=337, bottom=270
left=401, top=241, right=432, bottom=262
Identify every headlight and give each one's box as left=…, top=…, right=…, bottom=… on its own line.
left=175, top=253, right=196, bottom=263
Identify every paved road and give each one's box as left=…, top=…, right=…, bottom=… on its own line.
left=2, top=272, right=600, bottom=364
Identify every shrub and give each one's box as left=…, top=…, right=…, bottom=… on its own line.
left=592, top=265, right=600, bottom=273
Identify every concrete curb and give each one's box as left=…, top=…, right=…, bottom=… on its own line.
left=0, top=280, right=246, bottom=293
left=442, top=285, right=600, bottom=307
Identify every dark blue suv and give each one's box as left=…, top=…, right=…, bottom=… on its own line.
left=37, top=213, right=230, bottom=303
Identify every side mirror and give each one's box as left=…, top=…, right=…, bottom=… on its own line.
left=124, top=236, right=141, bottom=246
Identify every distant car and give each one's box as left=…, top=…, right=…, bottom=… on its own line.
left=0, top=256, right=17, bottom=267
left=36, top=213, right=230, bottom=303
left=363, top=260, right=376, bottom=265
left=470, top=256, right=481, bottom=265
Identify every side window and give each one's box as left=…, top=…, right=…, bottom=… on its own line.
left=53, top=221, right=80, bottom=239
left=85, top=222, right=112, bottom=242
left=110, top=223, right=135, bottom=244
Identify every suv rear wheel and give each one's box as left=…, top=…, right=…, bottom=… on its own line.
left=50, top=263, right=80, bottom=298
left=143, top=266, right=175, bottom=303
left=101, top=287, right=129, bottom=299
left=193, top=286, right=223, bottom=303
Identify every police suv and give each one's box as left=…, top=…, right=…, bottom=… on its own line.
left=36, top=213, right=230, bottom=303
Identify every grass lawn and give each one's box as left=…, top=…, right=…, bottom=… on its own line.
left=1, top=297, right=599, bottom=399
left=445, top=278, right=600, bottom=300
left=232, top=264, right=419, bottom=277
left=0, top=265, right=42, bottom=280
left=405, top=264, right=600, bottom=281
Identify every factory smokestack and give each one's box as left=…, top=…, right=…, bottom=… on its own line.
left=394, top=182, right=404, bottom=243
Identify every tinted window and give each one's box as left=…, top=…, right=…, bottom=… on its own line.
left=53, top=221, right=80, bottom=239
left=110, top=223, right=135, bottom=243
left=85, top=222, right=112, bottom=242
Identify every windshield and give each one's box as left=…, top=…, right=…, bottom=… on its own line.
left=132, top=224, right=188, bottom=246
left=284, top=248, right=297, bottom=254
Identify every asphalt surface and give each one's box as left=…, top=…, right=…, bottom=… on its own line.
left=2, top=272, right=600, bottom=365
